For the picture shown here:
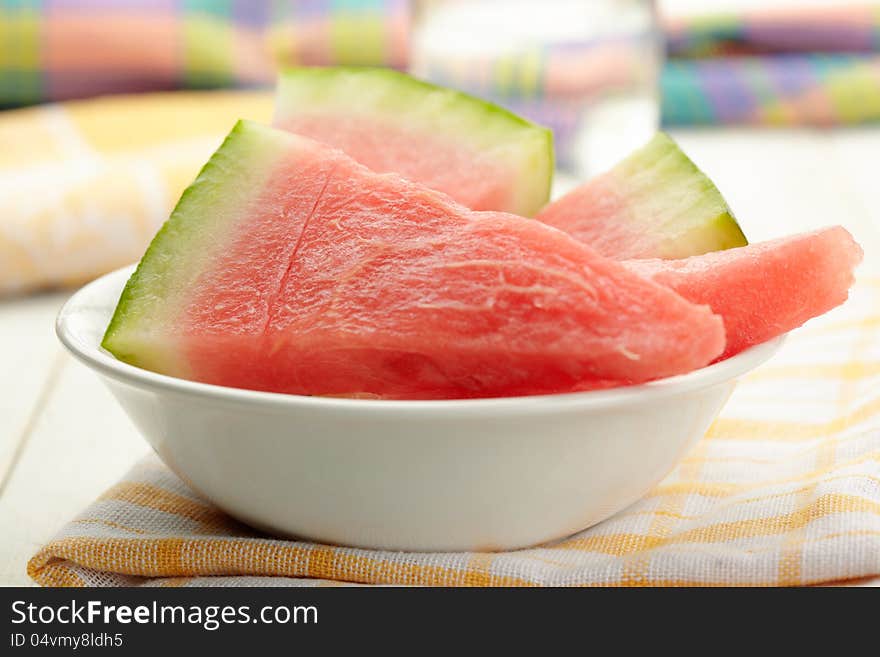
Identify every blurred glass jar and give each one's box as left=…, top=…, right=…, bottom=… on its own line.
left=409, top=0, right=661, bottom=181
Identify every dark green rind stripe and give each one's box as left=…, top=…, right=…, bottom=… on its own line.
left=615, top=132, right=747, bottom=257
left=102, top=120, right=288, bottom=369
left=277, top=66, right=550, bottom=135
left=275, top=66, right=553, bottom=216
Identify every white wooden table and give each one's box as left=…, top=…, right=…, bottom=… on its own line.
left=2, top=127, right=879, bottom=586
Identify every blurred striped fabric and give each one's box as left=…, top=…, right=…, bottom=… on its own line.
left=665, top=4, right=880, bottom=57
left=662, top=3, right=880, bottom=125
left=0, top=0, right=409, bottom=109
left=1, top=1, right=879, bottom=125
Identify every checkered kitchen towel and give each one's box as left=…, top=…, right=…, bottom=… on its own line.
left=0, top=90, right=272, bottom=295
left=28, top=278, right=880, bottom=587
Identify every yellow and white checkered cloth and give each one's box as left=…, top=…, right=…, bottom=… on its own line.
left=0, top=91, right=273, bottom=296
left=28, top=278, right=880, bottom=586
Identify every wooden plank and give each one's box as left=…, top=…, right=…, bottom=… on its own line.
left=0, top=292, right=69, bottom=486
left=826, top=127, right=880, bottom=268
left=0, top=353, right=146, bottom=586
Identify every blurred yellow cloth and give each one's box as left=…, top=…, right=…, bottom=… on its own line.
left=0, top=91, right=273, bottom=296
left=27, top=279, right=880, bottom=586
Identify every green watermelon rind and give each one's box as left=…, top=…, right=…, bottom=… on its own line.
left=614, top=132, right=747, bottom=258
left=274, top=66, right=554, bottom=217
left=102, top=120, right=288, bottom=371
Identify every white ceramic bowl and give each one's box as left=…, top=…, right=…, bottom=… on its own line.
left=57, top=265, right=783, bottom=552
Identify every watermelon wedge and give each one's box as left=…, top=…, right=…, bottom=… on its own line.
left=273, top=67, right=553, bottom=217
left=103, top=120, right=726, bottom=399
left=538, top=133, right=747, bottom=259
left=625, top=227, right=863, bottom=360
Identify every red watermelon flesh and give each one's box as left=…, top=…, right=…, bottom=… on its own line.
left=274, top=67, right=553, bottom=217
left=103, top=121, right=726, bottom=399
left=538, top=133, right=747, bottom=259
left=624, top=227, right=863, bottom=360
left=277, top=113, right=516, bottom=216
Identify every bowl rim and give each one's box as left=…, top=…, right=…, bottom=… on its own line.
left=56, top=265, right=786, bottom=414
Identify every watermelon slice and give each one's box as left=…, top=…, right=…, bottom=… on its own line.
left=103, top=120, right=726, bottom=399
left=538, top=133, right=748, bottom=259
left=625, top=227, right=863, bottom=359
left=273, top=67, right=553, bottom=217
